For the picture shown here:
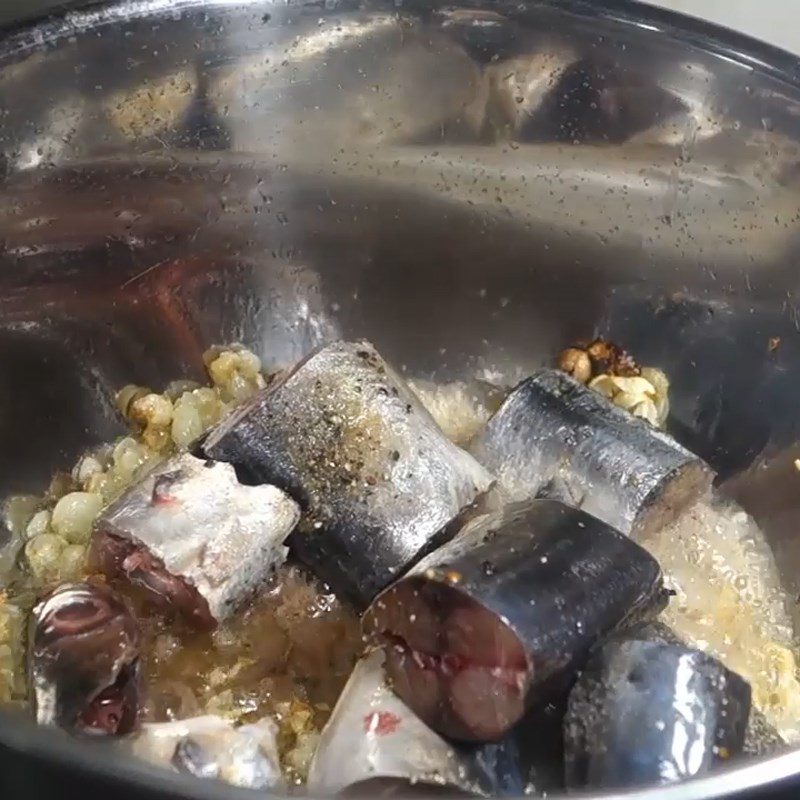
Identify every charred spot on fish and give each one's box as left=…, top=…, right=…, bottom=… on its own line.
left=625, top=665, right=646, bottom=686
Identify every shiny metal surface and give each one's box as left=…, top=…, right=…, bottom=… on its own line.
left=1, top=0, right=800, bottom=797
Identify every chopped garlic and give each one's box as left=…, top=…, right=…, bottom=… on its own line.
left=60, top=544, right=88, bottom=580
left=24, top=510, right=51, bottom=541
left=284, top=730, right=320, bottom=781
left=205, top=346, right=266, bottom=404
left=51, top=492, right=103, bottom=544
left=25, top=533, right=65, bottom=580
left=2, top=496, right=38, bottom=538
left=115, top=384, right=151, bottom=418
left=171, top=395, right=204, bottom=449
left=130, top=393, right=174, bottom=429
left=643, top=496, right=799, bottom=742
left=589, top=369, right=669, bottom=428
left=0, top=597, right=23, bottom=702
left=72, top=455, right=104, bottom=486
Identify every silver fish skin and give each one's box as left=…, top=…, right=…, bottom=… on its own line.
left=30, top=582, right=142, bottom=736
left=469, top=369, right=711, bottom=538
left=564, top=635, right=751, bottom=790
left=203, top=340, right=494, bottom=606
left=307, top=650, right=489, bottom=796
left=127, top=715, right=282, bottom=790
left=93, top=452, right=300, bottom=626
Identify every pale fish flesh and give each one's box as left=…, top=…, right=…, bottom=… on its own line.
left=127, top=715, right=282, bottom=790
left=92, top=452, right=300, bottom=629
left=308, top=650, right=517, bottom=796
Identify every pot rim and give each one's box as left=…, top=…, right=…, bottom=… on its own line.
left=0, top=0, right=799, bottom=798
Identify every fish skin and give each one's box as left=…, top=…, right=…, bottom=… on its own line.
left=564, top=636, right=751, bottom=790
left=29, top=582, right=142, bottom=735
left=204, top=340, right=494, bottom=607
left=365, top=499, right=666, bottom=742
left=127, top=715, right=282, bottom=790
left=93, top=452, right=299, bottom=625
left=469, top=369, right=712, bottom=538
left=307, top=650, right=498, bottom=796
left=601, top=621, right=785, bottom=757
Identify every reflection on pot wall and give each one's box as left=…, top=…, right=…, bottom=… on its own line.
left=0, top=0, right=798, bottom=496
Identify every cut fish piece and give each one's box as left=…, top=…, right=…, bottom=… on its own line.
left=127, top=715, right=282, bottom=790
left=29, top=582, right=142, bottom=736
left=364, top=499, right=666, bottom=741
left=470, top=369, right=712, bottom=537
left=564, top=633, right=751, bottom=789
left=92, top=452, right=300, bottom=629
left=308, top=650, right=516, bottom=796
left=204, top=340, right=493, bottom=606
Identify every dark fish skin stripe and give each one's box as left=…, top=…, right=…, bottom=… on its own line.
left=564, top=635, right=751, bottom=790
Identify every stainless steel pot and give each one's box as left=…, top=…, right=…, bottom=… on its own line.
left=1, top=0, right=800, bottom=798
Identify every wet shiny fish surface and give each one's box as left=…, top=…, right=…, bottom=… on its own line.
left=29, top=582, right=142, bottom=735
left=308, top=651, right=491, bottom=796
left=204, top=340, right=493, bottom=606
left=128, top=714, right=282, bottom=790
left=470, top=369, right=712, bottom=538
left=92, top=452, right=300, bottom=628
left=564, top=632, right=751, bottom=789
left=365, top=499, right=666, bottom=742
